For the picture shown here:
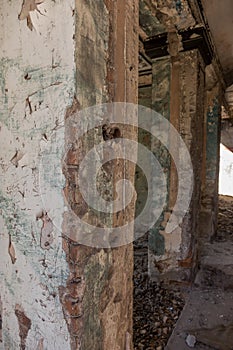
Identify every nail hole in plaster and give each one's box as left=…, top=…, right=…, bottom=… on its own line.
left=102, top=124, right=121, bottom=141
left=69, top=277, right=82, bottom=285
left=24, top=73, right=31, bottom=80
left=42, top=134, right=48, bottom=141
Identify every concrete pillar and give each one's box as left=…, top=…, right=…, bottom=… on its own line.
left=148, top=49, right=205, bottom=282
left=199, top=65, right=223, bottom=242
left=62, top=1, right=139, bottom=350
left=148, top=56, right=171, bottom=262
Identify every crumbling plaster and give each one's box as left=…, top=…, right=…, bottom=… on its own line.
left=0, top=0, right=75, bottom=348
left=1, top=0, right=139, bottom=349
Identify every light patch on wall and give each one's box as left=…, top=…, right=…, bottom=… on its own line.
left=219, top=143, right=233, bottom=196
left=19, top=0, right=44, bottom=31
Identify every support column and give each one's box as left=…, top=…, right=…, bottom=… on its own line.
left=199, top=65, right=223, bottom=242
left=148, top=56, right=171, bottom=268
left=62, top=1, right=139, bottom=350
left=148, top=49, right=205, bottom=282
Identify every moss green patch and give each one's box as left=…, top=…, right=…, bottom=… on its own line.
left=0, top=191, right=69, bottom=292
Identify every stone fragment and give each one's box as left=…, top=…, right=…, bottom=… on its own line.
left=185, top=334, right=196, bottom=347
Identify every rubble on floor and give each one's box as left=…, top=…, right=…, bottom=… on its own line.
left=166, top=195, right=233, bottom=349
left=133, top=275, right=185, bottom=350
left=134, top=195, right=233, bottom=349
left=166, top=290, right=233, bottom=350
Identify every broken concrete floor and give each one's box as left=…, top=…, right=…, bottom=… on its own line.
left=166, top=196, right=233, bottom=350
left=166, top=289, right=233, bottom=349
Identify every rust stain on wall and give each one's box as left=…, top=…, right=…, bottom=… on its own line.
left=59, top=240, right=98, bottom=350
left=37, top=212, right=54, bottom=250
left=65, top=95, right=81, bottom=120
left=15, top=304, right=32, bottom=350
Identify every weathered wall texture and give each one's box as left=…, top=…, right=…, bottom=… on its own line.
left=0, top=0, right=138, bottom=349
left=62, top=1, right=138, bottom=350
left=0, top=0, right=75, bottom=348
left=199, top=65, right=223, bottom=242
left=137, top=0, right=225, bottom=283
left=148, top=56, right=171, bottom=260
left=139, top=0, right=195, bottom=34
left=137, top=0, right=210, bottom=282
left=145, top=49, right=205, bottom=282
left=176, top=50, right=205, bottom=279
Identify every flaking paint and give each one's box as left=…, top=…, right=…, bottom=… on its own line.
left=0, top=0, right=76, bottom=348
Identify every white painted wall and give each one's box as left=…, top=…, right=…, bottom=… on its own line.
left=0, top=1, right=75, bottom=348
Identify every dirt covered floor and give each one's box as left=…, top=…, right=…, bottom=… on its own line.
left=134, top=195, right=233, bottom=349
left=167, top=195, right=233, bottom=349
left=133, top=275, right=185, bottom=349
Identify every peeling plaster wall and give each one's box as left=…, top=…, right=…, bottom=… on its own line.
left=148, top=57, right=171, bottom=260
left=138, top=52, right=199, bottom=283
left=137, top=0, right=225, bottom=282
left=134, top=67, right=153, bottom=273
left=0, top=0, right=75, bottom=348
left=139, top=0, right=195, bottom=36
left=62, top=1, right=139, bottom=349
left=144, top=50, right=205, bottom=282
left=199, top=64, right=222, bottom=242
left=1, top=0, right=139, bottom=348
left=177, top=50, right=205, bottom=279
